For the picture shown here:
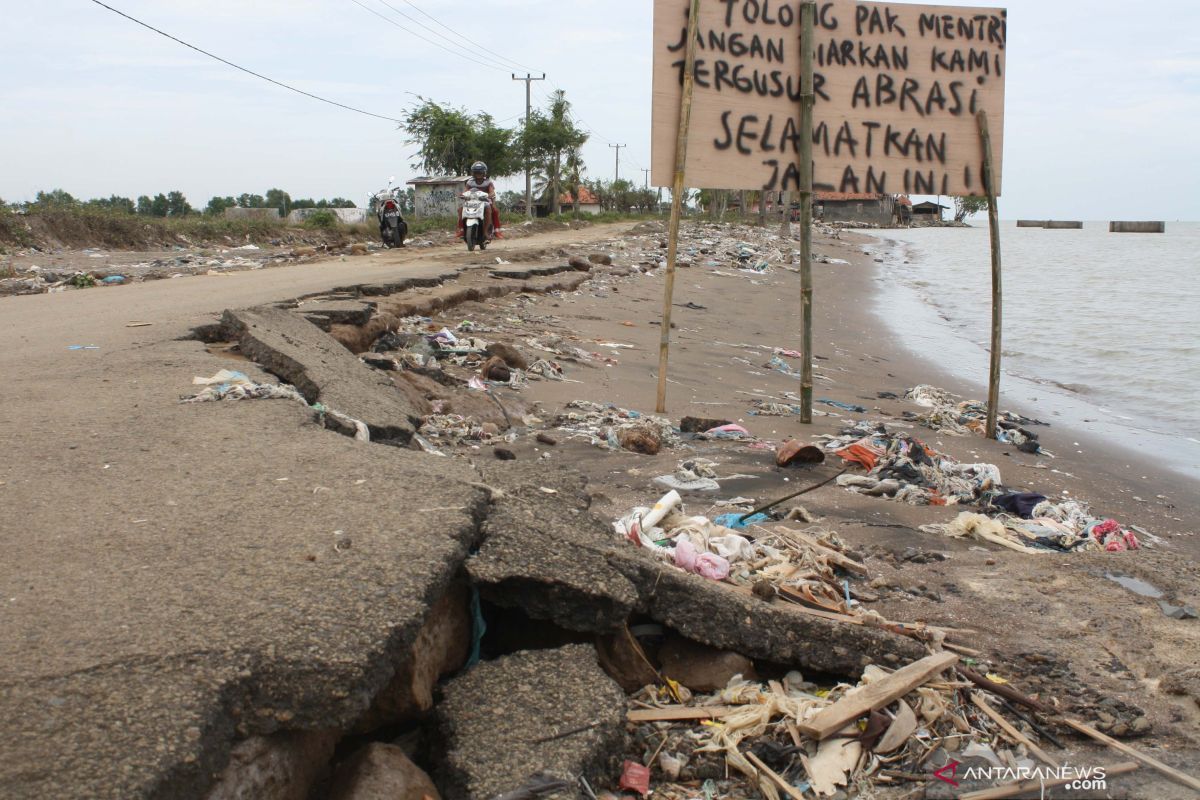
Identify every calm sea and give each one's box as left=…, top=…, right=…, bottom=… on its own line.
left=865, top=222, right=1200, bottom=480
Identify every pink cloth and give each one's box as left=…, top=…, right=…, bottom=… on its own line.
left=674, top=539, right=731, bottom=580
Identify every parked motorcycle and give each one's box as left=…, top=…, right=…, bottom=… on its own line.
left=460, top=190, right=491, bottom=251
left=372, top=178, right=407, bottom=248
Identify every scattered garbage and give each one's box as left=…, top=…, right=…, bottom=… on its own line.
left=555, top=400, right=680, bottom=453
left=823, top=420, right=1002, bottom=505
left=905, top=385, right=1049, bottom=454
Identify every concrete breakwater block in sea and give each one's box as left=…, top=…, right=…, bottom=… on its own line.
left=1016, top=220, right=1047, bottom=228
left=1045, top=220, right=1084, bottom=229
left=1110, top=221, right=1166, bottom=233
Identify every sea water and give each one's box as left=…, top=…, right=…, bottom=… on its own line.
left=865, top=222, right=1200, bottom=479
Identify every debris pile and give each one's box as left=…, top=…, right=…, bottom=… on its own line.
left=905, top=385, right=1050, bottom=454
left=822, top=421, right=1002, bottom=506
left=555, top=400, right=681, bottom=455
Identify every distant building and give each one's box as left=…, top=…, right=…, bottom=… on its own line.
left=815, top=192, right=901, bottom=225
left=223, top=207, right=281, bottom=221
left=911, top=200, right=949, bottom=222
left=407, top=176, right=467, bottom=218
left=558, top=185, right=602, bottom=215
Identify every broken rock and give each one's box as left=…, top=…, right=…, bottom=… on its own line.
left=435, top=645, right=626, bottom=800
left=617, top=424, right=662, bottom=456
left=327, top=743, right=441, bottom=800
left=485, top=342, right=529, bottom=370
left=659, top=635, right=757, bottom=692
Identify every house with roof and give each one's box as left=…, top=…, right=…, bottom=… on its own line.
left=559, top=185, right=601, bottom=215
left=815, top=192, right=906, bottom=226
left=911, top=200, right=949, bottom=222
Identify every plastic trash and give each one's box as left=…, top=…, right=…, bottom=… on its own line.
left=653, top=474, right=721, bottom=493
left=193, top=369, right=251, bottom=387
left=820, top=398, right=868, bottom=413
left=642, top=490, right=681, bottom=530
left=100, top=275, right=125, bottom=284
left=713, top=512, right=769, bottom=530
left=673, top=539, right=731, bottom=581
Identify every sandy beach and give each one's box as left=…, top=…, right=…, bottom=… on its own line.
left=324, top=219, right=1200, bottom=795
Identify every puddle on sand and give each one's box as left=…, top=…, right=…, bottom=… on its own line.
left=1106, top=573, right=1164, bottom=599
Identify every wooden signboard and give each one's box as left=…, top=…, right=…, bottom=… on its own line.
left=652, top=0, right=1006, bottom=196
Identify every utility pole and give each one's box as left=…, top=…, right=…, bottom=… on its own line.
left=512, top=73, right=546, bottom=218
left=609, top=143, right=626, bottom=183
left=642, top=168, right=651, bottom=189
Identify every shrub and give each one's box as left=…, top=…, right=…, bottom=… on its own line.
left=302, top=210, right=339, bottom=230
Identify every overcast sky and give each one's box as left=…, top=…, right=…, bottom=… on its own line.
left=2, top=1, right=1198, bottom=219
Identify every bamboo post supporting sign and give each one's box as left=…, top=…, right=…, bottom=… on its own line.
left=656, top=0, right=703, bottom=414
left=652, top=0, right=1007, bottom=417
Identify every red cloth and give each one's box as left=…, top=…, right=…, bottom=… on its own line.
left=619, top=761, right=651, bottom=796
left=836, top=442, right=881, bottom=471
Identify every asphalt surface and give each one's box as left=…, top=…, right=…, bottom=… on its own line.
left=0, top=228, right=627, bottom=799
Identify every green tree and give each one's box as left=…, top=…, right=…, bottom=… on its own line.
left=205, top=196, right=237, bottom=216
left=136, top=195, right=154, bottom=215
left=954, top=196, right=987, bottom=222
left=328, top=197, right=357, bottom=208
left=404, top=98, right=520, bottom=177
left=149, top=194, right=170, bottom=217
left=517, top=90, right=588, bottom=216
left=34, top=189, right=78, bottom=207
left=88, top=195, right=136, bottom=214
left=264, top=188, right=292, bottom=216
left=237, top=193, right=266, bottom=209
left=165, top=190, right=193, bottom=216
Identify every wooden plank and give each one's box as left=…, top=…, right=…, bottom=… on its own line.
left=627, top=705, right=739, bottom=723
left=796, top=652, right=958, bottom=740
left=960, top=762, right=1139, bottom=800
left=1061, top=718, right=1200, bottom=792
left=651, top=0, right=1007, bottom=195
left=745, top=751, right=807, bottom=800
left=780, top=527, right=868, bottom=575
left=970, top=693, right=1057, bottom=768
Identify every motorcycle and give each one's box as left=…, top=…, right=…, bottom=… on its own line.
left=372, top=179, right=407, bottom=248
left=460, top=189, right=491, bottom=251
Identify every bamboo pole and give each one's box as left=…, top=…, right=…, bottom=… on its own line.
left=977, top=110, right=1002, bottom=440
left=798, top=2, right=816, bottom=423
left=655, top=0, right=701, bottom=414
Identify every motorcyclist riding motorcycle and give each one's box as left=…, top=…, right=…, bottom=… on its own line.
left=457, top=161, right=502, bottom=240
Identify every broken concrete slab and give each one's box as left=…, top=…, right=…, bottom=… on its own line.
left=328, top=743, right=441, bottom=800
left=220, top=306, right=420, bottom=443
left=489, top=261, right=592, bottom=280
left=467, top=465, right=639, bottom=633
left=298, top=300, right=377, bottom=330
left=467, top=463, right=926, bottom=676
left=354, top=579, right=471, bottom=732
left=434, top=645, right=626, bottom=800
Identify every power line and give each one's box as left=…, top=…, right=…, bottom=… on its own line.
left=385, top=0, right=541, bottom=74
left=87, top=0, right=403, bottom=123
left=344, top=0, right=507, bottom=73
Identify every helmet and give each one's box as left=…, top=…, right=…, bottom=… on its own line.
left=471, top=161, right=488, bottom=176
